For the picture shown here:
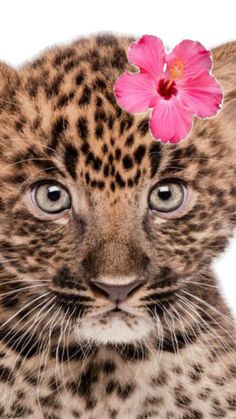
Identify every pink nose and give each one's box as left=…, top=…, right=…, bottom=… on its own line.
left=90, top=280, right=145, bottom=302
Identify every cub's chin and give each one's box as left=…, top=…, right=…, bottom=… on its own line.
left=74, top=310, right=154, bottom=345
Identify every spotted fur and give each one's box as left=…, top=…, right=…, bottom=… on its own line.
left=0, top=34, right=235, bottom=418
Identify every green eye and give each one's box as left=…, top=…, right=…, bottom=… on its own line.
left=32, top=181, right=71, bottom=214
left=149, top=180, right=186, bottom=213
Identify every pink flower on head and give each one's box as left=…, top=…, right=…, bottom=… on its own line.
left=114, top=35, right=223, bottom=143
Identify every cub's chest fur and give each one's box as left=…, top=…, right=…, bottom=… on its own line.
left=1, top=339, right=236, bottom=419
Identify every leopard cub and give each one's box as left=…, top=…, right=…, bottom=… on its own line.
left=0, top=34, right=235, bottom=418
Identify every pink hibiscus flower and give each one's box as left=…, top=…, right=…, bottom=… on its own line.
left=114, top=35, right=223, bottom=143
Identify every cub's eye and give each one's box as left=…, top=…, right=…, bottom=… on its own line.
left=32, top=181, right=71, bottom=214
left=149, top=180, right=186, bottom=214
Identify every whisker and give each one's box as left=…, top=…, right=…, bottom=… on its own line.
left=179, top=294, right=235, bottom=352
left=170, top=302, right=199, bottom=370
left=65, top=312, right=77, bottom=383
left=0, top=279, right=50, bottom=287
left=1, top=296, right=54, bottom=409
left=0, top=284, right=47, bottom=298
left=4, top=297, right=54, bottom=388
left=182, top=290, right=235, bottom=326
left=54, top=308, right=70, bottom=402
left=177, top=296, right=236, bottom=375
left=36, top=306, right=62, bottom=415
left=162, top=308, right=187, bottom=381
left=0, top=296, right=52, bottom=356
left=181, top=280, right=218, bottom=289
left=0, top=292, right=49, bottom=332
left=0, top=258, right=20, bottom=264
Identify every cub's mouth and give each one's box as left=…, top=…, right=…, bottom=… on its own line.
left=90, top=307, right=137, bottom=321
left=74, top=307, right=153, bottom=345
left=49, top=284, right=154, bottom=344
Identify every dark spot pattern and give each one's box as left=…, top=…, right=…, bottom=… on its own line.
left=77, top=116, right=89, bottom=140
left=50, top=116, right=69, bottom=152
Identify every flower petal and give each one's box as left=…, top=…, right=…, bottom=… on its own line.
left=166, top=40, right=212, bottom=79
left=114, top=71, right=158, bottom=113
left=150, top=97, right=193, bottom=143
left=128, top=35, right=165, bottom=80
left=177, top=71, right=223, bottom=117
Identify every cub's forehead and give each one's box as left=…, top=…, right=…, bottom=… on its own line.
left=15, top=34, right=171, bottom=191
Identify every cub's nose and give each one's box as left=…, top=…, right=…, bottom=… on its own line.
left=90, top=279, right=145, bottom=303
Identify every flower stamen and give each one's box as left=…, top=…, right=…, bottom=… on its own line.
left=169, top=59, right=185, bottom=79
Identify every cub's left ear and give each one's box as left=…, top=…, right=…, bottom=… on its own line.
left=0, top=62, right=20, bottom=102
left=212, top=41, right=236, bottom=129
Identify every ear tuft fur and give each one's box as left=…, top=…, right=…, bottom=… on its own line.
left=0, top=62, right=20, bottom=101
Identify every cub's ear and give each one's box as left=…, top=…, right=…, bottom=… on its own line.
left=212, top=42, right=236, bottom=128
left=0, top=62, right=20, bottom=102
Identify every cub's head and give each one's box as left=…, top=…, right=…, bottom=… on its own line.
left=0, top=35, right=235, bottom=347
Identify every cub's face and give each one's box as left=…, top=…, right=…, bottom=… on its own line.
left=0, top=35, right=235, bottom=346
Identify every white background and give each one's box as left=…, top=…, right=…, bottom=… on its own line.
left=0, top=0, right=235, bottom=316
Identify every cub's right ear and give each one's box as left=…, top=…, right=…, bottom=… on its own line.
left=212, top=42, right=236, bottom=130
left=0, top=62, right=20, bottom=102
